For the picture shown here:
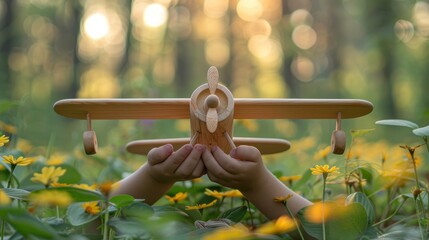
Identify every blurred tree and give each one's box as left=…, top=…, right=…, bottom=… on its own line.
left=53, top=0, right=82, bottom=100
left=365, top=0, right=398, bottom=118
left=0, top=0, right=14, bottom=99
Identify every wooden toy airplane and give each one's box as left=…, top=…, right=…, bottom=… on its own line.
left=53, top=66, right=373, bottom=156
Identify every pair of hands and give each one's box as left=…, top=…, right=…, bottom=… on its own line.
left=145, top=143, right=267, bottom=192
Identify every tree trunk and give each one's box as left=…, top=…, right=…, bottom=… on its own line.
left=0, top=0, right=14, bottom=99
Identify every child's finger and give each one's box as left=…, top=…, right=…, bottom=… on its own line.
left=162, top=144, right=193, bottom=173
left=147, top=144, right=174, bottom=165
left=211, top=146, right=242, bottom=174
left=174, top=144, right=205, bottom=178
left=190, top=158, right=206, bottom=179
left=202, top=149, right=233, bottom=184
left=230, top=145, right=261, bottom=163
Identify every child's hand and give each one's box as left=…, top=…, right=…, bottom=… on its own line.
left=146, top=143, right=206, bottom=184
left=202, top=145, right=267, bottom=192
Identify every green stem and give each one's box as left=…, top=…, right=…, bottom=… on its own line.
left=56, top=205, right=60, bottom=219
left=414, top=198, right=425, bottom=240
left=284, top=202, right=305, bottom=240
left=322, top=174, right=327, bottom=240
left=6, top=165, right=16, bottom=188
left=410, top=150, right=426, bottom=239
left=217, top=197, right=225, bottom=215
left=103, top=200, right=109, bottom=240
left=245, top=199, right=255, bottom=229
left=1, top=165, right=16, bottom=240
left=372, top=198, right=406, bottom=227
left=1, top=220, right=4, bottom=240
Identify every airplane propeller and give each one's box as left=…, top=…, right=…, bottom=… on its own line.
left=205, top=66, right=219, bottom=133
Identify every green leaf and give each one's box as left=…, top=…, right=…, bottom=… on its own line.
left=298, top=202, right=368, bottom=240
left=153, top=205, right=190, bottom=219
left=0, top=100, right=20, bottom=114
left=375, top=119, right=419, bottom=129
left=57, top=164, right=82, bottom=184
left=292, top=169, right=313, bottom=190
left=109, top=194, right=135, bottom=208
left=121, top=201, right=154, bottom=218
left=346, top=192, right=375, bottom=225
left=67, top=202, right=100, bottom=226
left=4, top=208, right=62, bottom=239
left=32, top=186, right=105, bottom=202
left=2, top=188, right=30, bottom=200
left=108, top=217, right=150, bottom=237
left=219, top=206, right=247, bottom=223
left=412, top=125, right=429, bottom=137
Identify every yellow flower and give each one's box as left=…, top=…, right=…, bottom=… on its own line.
left=74, top=183, right=98, bottom=191
left=2, top=155, right=34, bottom=166
left=51, top=183, right=98, bottom=191
left=185, top=199, right=218, bottom=211
left=0, top=121, right=17, bottom=134
left=310, top=164, right=340, bottom=176
left=82, top=201, right=101, bottom=215
left=31, top=166, right=66, bottom=187
left=51, top=182, right=71, bottom=187
left=16, top=139, right=33, bottom=154
left=205, top=189, right=225, bottom=199
left=192, top=177, right=203, bottom=183
left=0, top=135, right=9, bottom=147
left=0, top=189, right=11, bottom=205
left=304, top=201, right=347, bottom=223
left=203, top=225, right=251, bottom=240
left=98, top=181, right=119, bottom=196
left=205, top=189, right=243, bottom=199
left=255, top=215, right=296, bottom=235
left=223, top=189, right=243, bottom=198
left=314, top=146, right=332, bottom=161
left=46, top=153, right=66, bottom=165
left=29, top=190, right=72, bottom=207
left=165, top=192, right=188, bottom=203
left=273, top=194, right=293, bottom=204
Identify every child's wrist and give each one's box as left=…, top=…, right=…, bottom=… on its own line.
left=141, top=164, right=175, bottom=186
left=239, top=168, right=272, bottom=194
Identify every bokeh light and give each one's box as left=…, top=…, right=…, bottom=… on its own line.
left=413, top=1, right=429, bottom=37
left=394, top=19, right=414, bottom=42
left=291, top=56, right=315, bottom=82
left=143, top=3, right=168, bottom=28
left=236, top=0, right=263, bottom=22
left=243, top=20, right=272, bottom=38
left=84, top=12, right=110, bottom=40
left=290, top=9, right=313, bottom=27
left=78, top=68, right=120, bottom=98
left=205, top=38, right=230, bottom=67
left=203, top=0, right=229, bottom=19
left=292, top=25, right=317, bottom=50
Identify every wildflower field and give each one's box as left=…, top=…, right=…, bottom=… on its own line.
left=0, top=116, right=428, bottom=240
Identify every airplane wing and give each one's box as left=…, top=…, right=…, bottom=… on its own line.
left=233, top=98, right=373, bottom=119
left=126, top=137, right=290, bottom=155
left=53, top=99, right=190, bottom=119
left=54, top=98, right=372, bottom=120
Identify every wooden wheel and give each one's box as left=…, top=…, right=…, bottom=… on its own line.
left=331, top=130, right=346, bottom=154
left=83, top=130, right=98, bottom=155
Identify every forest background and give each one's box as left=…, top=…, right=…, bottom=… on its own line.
left=0, top=0, right=428, bottom=179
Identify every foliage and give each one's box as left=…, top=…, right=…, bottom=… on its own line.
left=0, top=117, right=428, bottom=240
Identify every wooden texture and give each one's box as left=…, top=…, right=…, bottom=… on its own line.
left=53, top=99, right=190, bottom=119
left=233, top=98, right=373, bottom=119
left=190, top=83, right=235, bottom=153
left=126, top=137, right=290, bottom=155
left=54, top=98, right=373, bottom=120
